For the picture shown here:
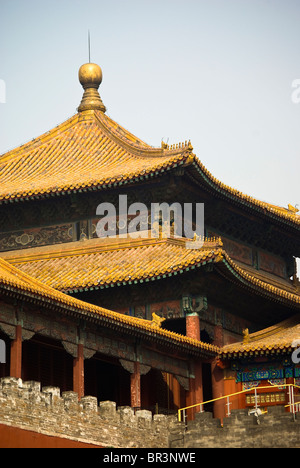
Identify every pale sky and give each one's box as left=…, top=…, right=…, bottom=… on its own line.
left=0, top=0, right=299, bottom=215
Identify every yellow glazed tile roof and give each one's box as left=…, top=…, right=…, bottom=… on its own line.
left=2, top=235, right=223, bottom=291
left=0, top=108, right=299, bottom=228
left=0, top=255, right=218, bottom=355
left=221, top=314, right=300, bottom=356
left=2, top=234, right=300, bottom=307
left=0, top=110, right=192, bottom=203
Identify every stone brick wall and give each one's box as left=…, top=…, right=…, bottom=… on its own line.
left=0, top=377, right=183, bottom=448
left=179, top=408, right=300, bottom=448
left=1, top=376, right=299, bottom=448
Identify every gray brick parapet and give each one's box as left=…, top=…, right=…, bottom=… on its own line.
left=0, top=377, right=181, bottom=448
left=1, top=377, right=299, bottom=448
left=181, top=406, right=300, bottom=448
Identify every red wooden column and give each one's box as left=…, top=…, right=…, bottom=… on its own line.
left=185, top=312, right=203, bottom=418
left=186, top=361, right=203, bottom=419
left=130, top=362, right=141, bottom=409
left=186, top=313, right=201, bottom=341
left=211, top=324, right=225, bottom=420
left=194, top=363, right=203, bottom=405
left=73, top=343, right=84, bottom=399
left=223, top=365, right=242, bottom=412
left=10, top=324, right=22, bottom=379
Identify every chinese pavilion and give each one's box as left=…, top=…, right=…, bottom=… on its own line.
left=0, top=61, right=299, bottom=424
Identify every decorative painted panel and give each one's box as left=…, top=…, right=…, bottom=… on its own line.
left=235, top=362, right=299, bottom=383
left=150, top=300, right=182, bottom=320
left=0, top=224, right=74, bottom=251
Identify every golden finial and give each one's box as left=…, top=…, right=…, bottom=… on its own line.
left=78, top=62, right=106, bottom=113
left=243, top=328, right=250, bottom=344
left=288, top=204, right=299, bottom=214
left=151, top=313, right=166, bottom=328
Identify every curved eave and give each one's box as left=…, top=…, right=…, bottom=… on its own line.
left=64, top=251, right=220, bottom=294
left=0, top=158, right=182, bottom=204
left=4, top=236, right=299, bottom=308
left=186, top=158, right=300, bottom=230
left=0, top=262, right=218, bottom=358
left=0, top=282, right=218, bottom=357
left=63, top=250, right=300, bottom=310
left=220, top=313, right=300, bottom=359
left=219, top=344, right=295, bottom=360
left=215, top=253, right=300, bottom=309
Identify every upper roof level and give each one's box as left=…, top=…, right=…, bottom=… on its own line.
left=0, top=108, right=193, bottom=203
left=0, top=61, right=299, bottom=247
left=0, top=61, right=193, bottom=205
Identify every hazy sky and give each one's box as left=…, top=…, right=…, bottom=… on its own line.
left=0, top=0, right=300, bottom=213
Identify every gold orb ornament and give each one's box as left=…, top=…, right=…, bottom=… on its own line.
left=78, top=63, right=103, bottom=89
left=77, top=62, right=106, bottom=113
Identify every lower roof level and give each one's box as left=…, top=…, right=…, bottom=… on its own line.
left=1, top=233, right=299, bottom=309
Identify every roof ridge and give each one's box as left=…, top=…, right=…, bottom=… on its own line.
left=94, top=110, right=192, bottom=159
left=1, top=234, right=223, bottom=264
left=0, top=114, right=79, bottom=164
left=98, top=112, right=152, bottom=148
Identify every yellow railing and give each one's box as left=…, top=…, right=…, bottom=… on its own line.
left=178, top=383, right=300, bottom=423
